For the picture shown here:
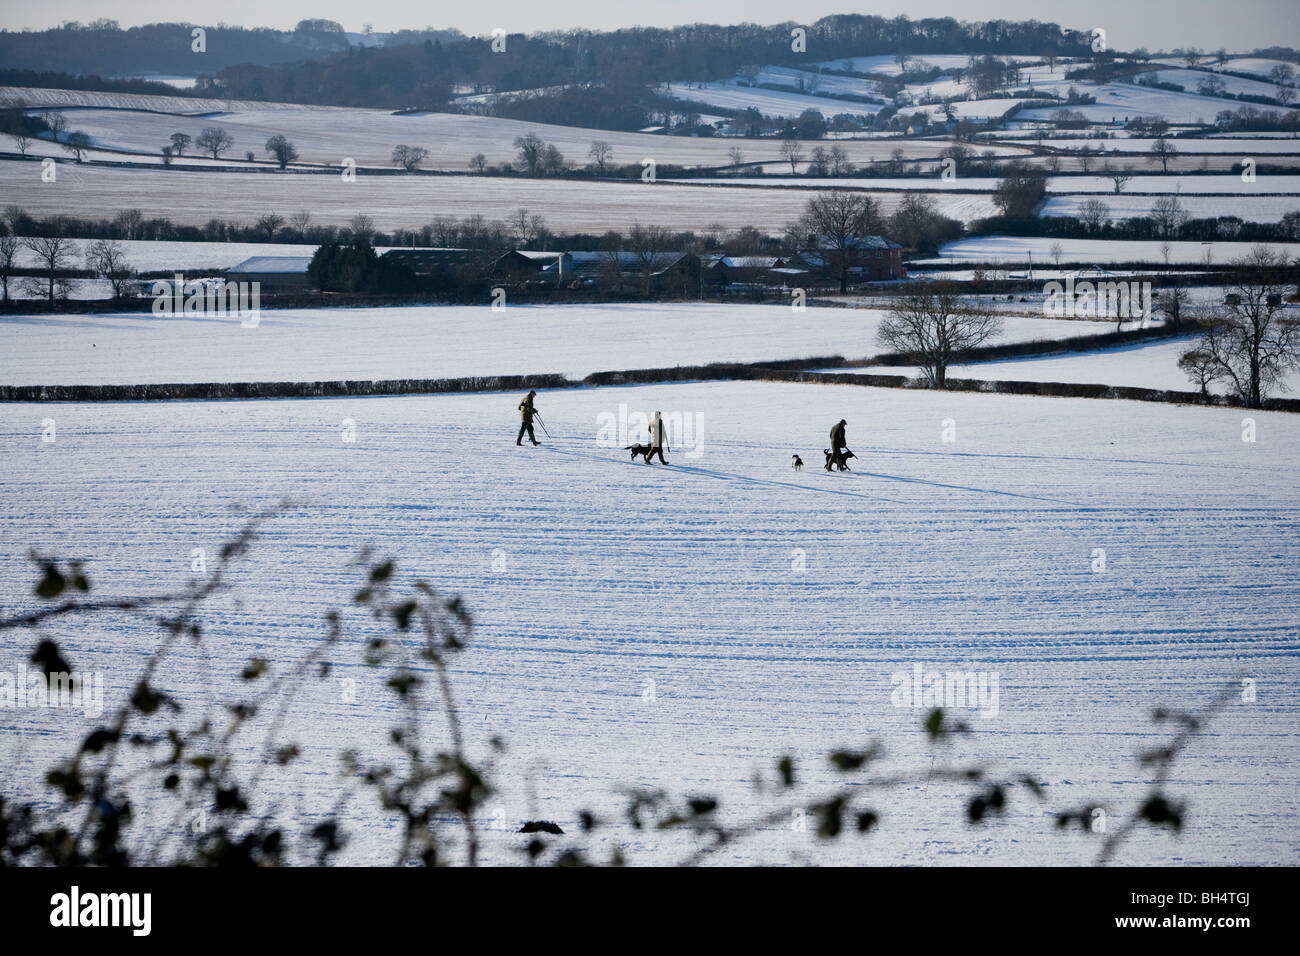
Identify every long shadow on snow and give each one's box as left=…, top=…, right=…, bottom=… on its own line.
left=541, top=442, right=907, bottom=503
left=838, top=467, right=1082, bottom=506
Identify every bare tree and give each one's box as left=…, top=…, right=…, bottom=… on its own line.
left=391, top=144, right=429, bottom=171
left=1077, top=144, right=1094, bottom=174
left=10, top=128, right=32, bottom=156
left=1156, top=284, right=1191, bottom=332
left=1178, top=347, right=1218, bottom=398
left=877, top=287, right=1003, bottom=388
left=779, top=139, right=804, bottom=174
left=0, top=234, right=18, bottom=302
left=726, top=145, right=745, bottom=169
left=1110, top=172, right=1132, bottom=194
left=1150, top=195, right=1189, bottom=239
left=42, top=111, right=67, bottom=142
left=113, top=208, right=145, bottom=240
left=169, top=132, right=191, bottom=156
left=348, top=215, right=375, bottom=244
left=828, top=145, right=853, bottom=175
left=794, top=192, right=884, bottom=294
left=1078, top=197, right=1110, bottom=233
left=513, top=133, right=544, bottom=176
left=84, top=238, right=135, bottom=298
left=587, top=140, right=613, bottom=175
left=511, top=208, right=544, bottom=246
left=287, top=211, right=312, bottom=240
left=61, top=131, right=91, bottom=163
left=195, top=126, right=234, bottom=160
left=23, top=229, right=75, bottom=306
left=265, top=135, right=299, bottom=170
left=468, top=153, right=488, bottom=175
left=627, top=222, right=673, bottom=295
left=1148, top=135, right=1178, bottom=173
left=1184, top=248, right=1300, bottom=407
left=541, top=143, right=566, bottom=175
left=255, top=212, right=285, bottom=240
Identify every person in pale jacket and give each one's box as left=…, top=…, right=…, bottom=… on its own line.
left=648, top=410, right=670, bottom=464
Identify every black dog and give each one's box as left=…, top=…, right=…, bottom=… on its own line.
left=824, top=447, right=856, bottom=472
left=791, top=454, right=803, bottom=471
left=626, top=443, right=652, bottom=462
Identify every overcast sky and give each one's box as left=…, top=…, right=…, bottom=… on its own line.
left=3, top=0, right=1296, bottom=52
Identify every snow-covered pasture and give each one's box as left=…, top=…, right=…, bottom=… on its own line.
left=7, top=93, right=1017, bottom=170
left=1033, top=138, right=1300, bottom=154
left=660, top=80, right=886, bottom=119
left=1041, top=194, right=1300, bottom=223
left=0, top=303, right=1103, bottom=387
left=668, top=175, right=1300, bottom=195
left=1, top=381, right=1296, bottom=864
left=1148, top=68, right=1284, bottom=100
left=1015, top=81, right=1247, bottom=124
left=918, top=236, right=1300, bottom=266
left=947, top=335, right=1300, bottom=395
left=0, top=159, right=1001, bottom=230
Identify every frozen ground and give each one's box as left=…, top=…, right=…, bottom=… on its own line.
left=0, top=303, right=1101, bottom=386
left=0, top=381, right=1296, bottom=865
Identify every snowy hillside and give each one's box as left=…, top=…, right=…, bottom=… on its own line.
left=3, top=382, right=1296, bottom=864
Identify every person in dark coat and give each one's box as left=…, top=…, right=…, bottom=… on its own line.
left=829, top=418, right=848, bottom=471
left=648, top=411, right=669, bottom=464
left=517, top=390, right=540, bottom=446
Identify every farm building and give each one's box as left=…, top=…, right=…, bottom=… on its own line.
left=224, top=256, right=313, bottom=291
left=795, top=235, right=906, bottom=281
left=381, top=248, right=486, bottom=278
left=539, top=251, right=699, bottom=292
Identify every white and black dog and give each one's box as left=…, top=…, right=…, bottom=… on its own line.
left=791, top=454, right=803, bottom=471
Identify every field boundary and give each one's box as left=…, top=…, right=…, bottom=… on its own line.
left=3, top=348, right=1298, bottom=412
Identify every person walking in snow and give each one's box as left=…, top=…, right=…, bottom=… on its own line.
left=517, top=390, right=540, bottom=446
left=648, top=410, right=670, bottom=464
left=829, top=418, right=848, bottom=471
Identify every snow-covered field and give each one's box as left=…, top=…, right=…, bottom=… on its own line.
left=0, top=160, right=1001, bottom=231
left=1016, top=82, right=1246, bottom=124
left=2, top=381, right=1296, bottom=864
left=1149, top=68, right=1283, bottom=100
left=7, top=91, right=1010, bottom=170
left=1035, top=137, right=1300, bottom=155
left=918, top=236, right=1300, bottom=265
left=0, top=304, right=1103, bottom=386
left=947, top=335, right=1300, bottom=394
left=661, top=80, right=885, bottom=119
left=668, top=175, right=1300, bottom=194
left=1041, top=194, right=1300, bottom=223
left=8, top=238, right=319, bottom=272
